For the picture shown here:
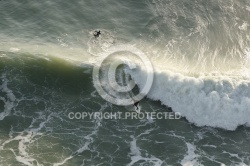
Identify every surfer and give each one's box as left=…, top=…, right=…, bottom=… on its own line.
left=94, top=30, right=101, bottom=37
left=133, top=101, right=140, bottom=110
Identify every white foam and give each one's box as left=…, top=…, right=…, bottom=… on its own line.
left=129, top=67, right=250, bottom=130
left=53, top=104, right=107, bottom=166
left=236, top=164, right=248, bottom=166
left=127, top=136, right=163, bottom=166
left=53, top=156, right=74, bottom=166
left=9, top=47, right=20, bottom=52
left=181, top=143, right=202, bottom=166
left=246, top=6, right=250, bottom=12
left=239, top=22, right=248, bottom=31
left=0, top=121, right=45, bottom=166
left=202, top=144, right=217, bottom=148
left=0, top=74, right=16, bottom=120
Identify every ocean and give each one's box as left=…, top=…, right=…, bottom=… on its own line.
left=0, top=0, right=250, bottom=165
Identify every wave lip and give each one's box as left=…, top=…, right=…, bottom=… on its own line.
left=129, top=67, right=250, bottom=131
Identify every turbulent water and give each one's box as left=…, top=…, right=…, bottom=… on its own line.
left=0, top=0, right=250, bottom=165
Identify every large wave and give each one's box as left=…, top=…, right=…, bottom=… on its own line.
left=128, top=66, right=250, bottom=130
left=122, top=0, right=250, bottom=130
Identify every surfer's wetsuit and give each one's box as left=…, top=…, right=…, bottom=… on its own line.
left=133, top=101, right=140, bottom=110
left=94, top=30, right=101, bottom=37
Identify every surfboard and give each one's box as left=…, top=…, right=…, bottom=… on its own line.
left=134, top=105, right=141, bottom=113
